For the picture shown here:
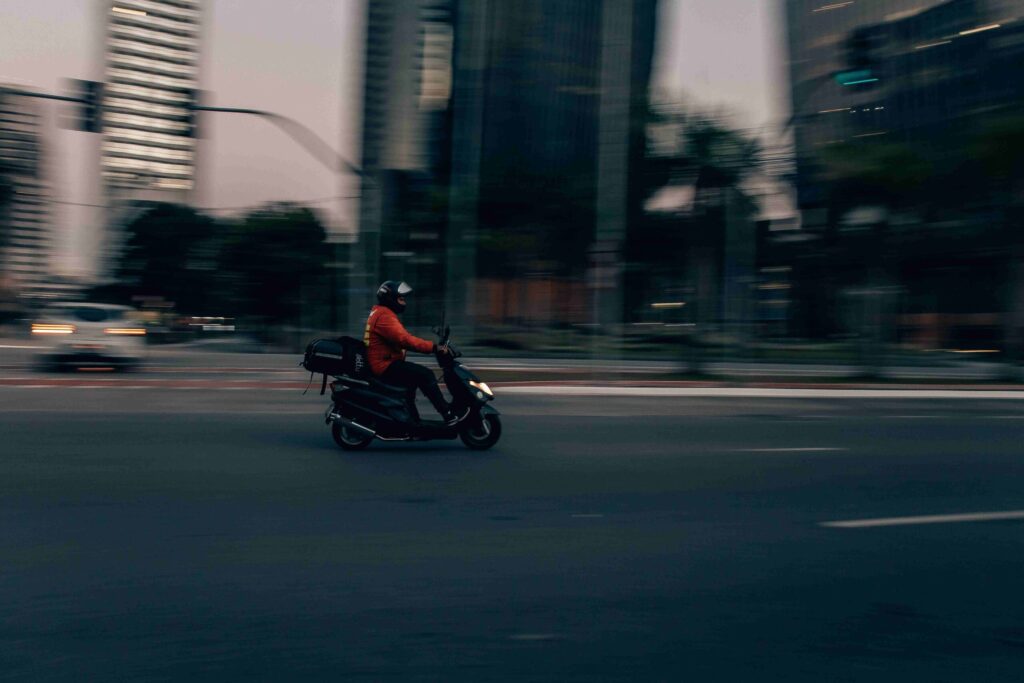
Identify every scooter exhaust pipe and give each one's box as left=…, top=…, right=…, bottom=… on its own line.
left=329, top=413, right=377, bottom=438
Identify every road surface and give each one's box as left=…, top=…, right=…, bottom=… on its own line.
left=2, top=387, right=1024, bottom=680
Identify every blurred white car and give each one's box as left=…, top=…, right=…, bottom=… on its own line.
left=33, top=303, right=146, bottom=371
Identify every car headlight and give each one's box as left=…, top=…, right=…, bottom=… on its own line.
left=469, top=380, right=493, bottom=397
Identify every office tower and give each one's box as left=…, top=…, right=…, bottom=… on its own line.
left=784, top=0, right=1024, bottom=345
left=445, top=0, right=657, bottom=326
left=0, top=90, right=55, bottom=300
left=785, top=0, right=1024, bottom=220
left=100, top=0, right=201, bottom=200
left=354, top=0, right=657, bottom=329
left=354, top=0, right=454, bottom=328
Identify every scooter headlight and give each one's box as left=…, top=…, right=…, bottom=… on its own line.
left=469, top=380, right=493, bottom=397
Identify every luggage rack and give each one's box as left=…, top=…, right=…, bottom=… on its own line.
left=332, top=374, right=407, bottom=395
left=333, top=374, right=369, bottom=387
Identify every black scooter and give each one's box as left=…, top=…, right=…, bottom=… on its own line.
left=325, top=325, right=501, bottom=451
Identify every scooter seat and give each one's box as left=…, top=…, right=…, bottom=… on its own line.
left=368, top=377, right=408, bottom=395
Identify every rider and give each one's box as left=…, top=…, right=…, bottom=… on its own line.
left=364, top=280, right=468, bottom=426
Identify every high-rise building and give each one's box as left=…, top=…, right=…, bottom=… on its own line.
left=784, top=0, right=1024, bottom=344
left=786, top=0, right=1024, bottom=218
left=354, top=0, right=454, bottom=328
left=353, top=0, right=657, bottom=330
left=100, top=0, right=201, bottom=201
left=445, top=0, right=657, bottom=326
left=0, top=90, right=55, bottom=300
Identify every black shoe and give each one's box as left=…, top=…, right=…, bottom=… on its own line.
left=444, top=406, right=470, bottom=426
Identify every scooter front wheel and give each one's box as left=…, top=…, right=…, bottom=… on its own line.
left=332, top=420, right=374, bottom=450
left=459, top=414, right=501, bottom=450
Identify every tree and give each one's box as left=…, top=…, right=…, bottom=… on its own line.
left=972, top=115, right=1024, bottom=363
left=114, top=203, right=218, bottom=313
left=218, top=203, right=327, bottom=326
left=819, top=141, right=930, bottom=216
left=814, top=140, right=933, bottom=372
left=634, top=103, right=763, bottom=324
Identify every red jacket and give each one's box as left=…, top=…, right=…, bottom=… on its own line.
left=363, top=305, right=434, bottom=376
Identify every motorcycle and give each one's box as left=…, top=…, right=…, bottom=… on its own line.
left=324, top=325, right=501, bottom=451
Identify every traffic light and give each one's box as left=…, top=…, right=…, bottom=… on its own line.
left=834, top=69, right=877, bottom=87
left=835, top=29, right=880, bottom=88
left=73, top=79, right=104, bottom=133
left=183, top=88, right=201, bottom=138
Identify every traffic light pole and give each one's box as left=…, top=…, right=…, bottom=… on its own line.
left=193, top=105, right=365, bottom=178
left=0, top=87, right=364, bottom=177
left=193, top=105, right=368, bottom=334
left=0, top=88, right=82, bottom=104
left=2, top=85, right=367, bottom=333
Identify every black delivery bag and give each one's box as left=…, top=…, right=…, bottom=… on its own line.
left=302, top=336, right=369, bottom=378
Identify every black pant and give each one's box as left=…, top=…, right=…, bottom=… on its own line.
left=380, top=360, right=448, bottom=418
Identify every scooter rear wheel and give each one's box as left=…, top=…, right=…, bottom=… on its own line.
left=459, top=414, right=501, bottom=450
left=332, top=420, right=374, bottom=450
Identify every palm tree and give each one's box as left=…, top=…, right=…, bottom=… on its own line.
left=636, top=101, right=762, bottom=369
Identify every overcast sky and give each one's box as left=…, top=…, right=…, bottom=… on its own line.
left=1, top=0, right=785, bottom=277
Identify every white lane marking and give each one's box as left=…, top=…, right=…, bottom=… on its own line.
left=881, top=415, right=942, bottom=419
left=508, top=633, right=561, bottom=641
left=0, top=344, right=39, bottom=349
left=571, top=513, right=604, bottom=518
left=498, top=386, right=1024, bottom=399
left=736, top=447, right=847, bottom=453
left=821, top=510, right=1024, bottom=528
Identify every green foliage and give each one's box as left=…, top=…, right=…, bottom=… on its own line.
left=817, top=114, right=1024, bottom=219
left=115, top=203, right=218, bottom=312
left=972, top=114, right=1024, bottom=190
left=680, top=116, right=762, bottom=190
left=643, top=102, right=762, bottom=191
left=111, top=202, right=328, bottom=325
left=820, top=141, right=931, bottom=212
left=218, top=203, right=327, bottom=324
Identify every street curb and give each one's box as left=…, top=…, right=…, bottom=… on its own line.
left=2, top=377, right=1024, bottom=398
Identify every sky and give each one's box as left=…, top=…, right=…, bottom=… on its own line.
left=0, top=0, right=785, bottom=278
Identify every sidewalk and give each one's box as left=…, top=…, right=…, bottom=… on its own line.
left=150, top=346, right=1021, bottom=383
left=2, top=336, right=1021, bottom=385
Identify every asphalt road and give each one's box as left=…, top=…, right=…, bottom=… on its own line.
left=3, top=389, right=1024, bottom=681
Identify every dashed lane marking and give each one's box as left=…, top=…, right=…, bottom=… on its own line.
left=735, top=447, right=847, bottom=453
left=821, top=510, right=1024, bottom=528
